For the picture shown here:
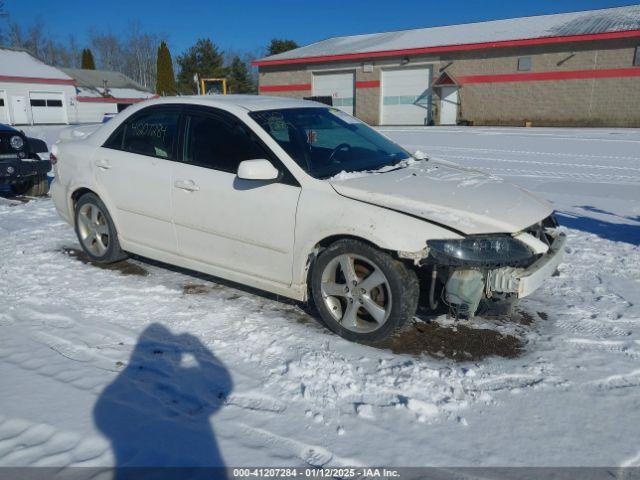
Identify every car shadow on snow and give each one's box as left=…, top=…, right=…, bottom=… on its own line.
left=93, top=323, right=232, bottom=479
left=556, top=210, right=640, bottom=246
left=61, top=247, right=149, bottom=276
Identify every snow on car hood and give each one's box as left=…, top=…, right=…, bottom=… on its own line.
left=329, top=160, right=553, bottom=235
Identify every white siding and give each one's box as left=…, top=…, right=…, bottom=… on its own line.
left=0, top=81, right=76, bottom=125
left=74, top=101, right=119, bottom=124
left=0, top=90, right=9, bottom=124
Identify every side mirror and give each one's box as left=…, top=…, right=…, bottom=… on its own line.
left=237, top=159, right=280, bottom=181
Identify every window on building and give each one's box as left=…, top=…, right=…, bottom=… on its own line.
left=30, top=99, right=46, bottom=107
left=634, top=46, right=640, bottom=66
left=517, top=57, right=532, bottom=71
left=46, top=99, right=63, bottom=107
left=0, top=99, right=4, bottom=106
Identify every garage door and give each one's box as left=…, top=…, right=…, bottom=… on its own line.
left=381, top=67, right=432, bottom=125
left=29, top=92, right=67, bottom=124
left=0, top=91, right=9, bottom=124
left=313, top=72, right=355, bottom=115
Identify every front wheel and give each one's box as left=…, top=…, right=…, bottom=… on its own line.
left=311, top=239, right=420, bottom=342
left=74, top=193, right=127, bottom=264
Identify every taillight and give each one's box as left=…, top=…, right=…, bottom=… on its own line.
left=50, top=152, right=58, bottom=165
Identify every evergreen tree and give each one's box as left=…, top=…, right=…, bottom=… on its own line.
left=176, top=38, right=226, bottom=95
left=155, top=41, right=177, bottom=96
left=227, top=56, right=255, bottom=94
left=81, top=48, right=96, bottom=69
left=267, top=39, right=299, bottom=56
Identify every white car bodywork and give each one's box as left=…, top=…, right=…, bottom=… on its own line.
left=50, top=95, right=561, bottom=303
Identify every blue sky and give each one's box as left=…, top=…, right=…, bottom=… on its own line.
left=5, top=0, right=638, bottom=56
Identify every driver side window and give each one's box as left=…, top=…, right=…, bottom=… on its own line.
left=182, top=114, right=267, bottom=173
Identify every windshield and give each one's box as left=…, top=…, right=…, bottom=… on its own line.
left=249, top=107, right=411, bottom=179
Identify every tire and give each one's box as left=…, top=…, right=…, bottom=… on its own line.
left=74, top=193, right=127, bottom=264
left=311, top=239, right=420, bottom=342
left=10, top=174, right=49, bottom=197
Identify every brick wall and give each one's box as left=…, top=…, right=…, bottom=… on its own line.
left=258, top=38, right=640, bottom=127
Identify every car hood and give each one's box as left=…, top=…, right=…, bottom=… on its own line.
left=329, top=160, right=553, bottom=235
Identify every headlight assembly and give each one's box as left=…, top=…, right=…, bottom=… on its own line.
left=427, top=235, right=535, bottom=267
left=10, top=135, right=24, bottom=150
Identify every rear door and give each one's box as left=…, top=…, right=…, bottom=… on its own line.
left=171, top=108, right=300, bottom=285
left=96, top=106, right=180, bottom=254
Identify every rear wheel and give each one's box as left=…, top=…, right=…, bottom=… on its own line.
left=311, top=239, right=419, bottom=342
left=10, top=174, right=49, bottom=197
left=74, top=193, right=127, bottom=264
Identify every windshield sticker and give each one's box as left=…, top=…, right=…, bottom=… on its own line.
left=329, top=108, right=363, bottom=125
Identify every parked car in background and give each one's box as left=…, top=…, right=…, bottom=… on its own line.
left=0, top=124, right=51, bottom=196
left=50, top=96, right=565, bottom=342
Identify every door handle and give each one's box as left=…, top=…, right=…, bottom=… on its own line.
left=174, top=179, right=200, bottom=192
left=95, top=159, right=111, bottom=170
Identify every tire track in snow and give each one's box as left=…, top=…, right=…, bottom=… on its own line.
left=424, top=151, right=640, bottom=173
left=0, top=417, right=110, bottom=467
left=418, top=145, right=640, bottom=163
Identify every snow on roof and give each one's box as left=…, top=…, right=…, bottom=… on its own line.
left=107, top=88, right=155, bottom=99
left=0, top=47, right=73, bottom=80
left=62, top=68, right=151, bottom=92
left=257, top=5, right=640, bottom=64
left=64, top=68, right=154, bottom=101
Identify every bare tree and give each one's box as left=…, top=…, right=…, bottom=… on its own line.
left=90, top=30, right=125, bottom=72
left=123, top=22, right=162, bottom=88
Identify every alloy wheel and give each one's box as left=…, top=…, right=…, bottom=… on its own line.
left=320, top=253, right=392, bottom=333
left=77, top=203, right=110, bottom=257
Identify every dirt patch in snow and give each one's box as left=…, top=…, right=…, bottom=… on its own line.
left=182, top=283, right=225, bottom=295
left=371, top=320, right=525, bottom=361
left=62, top=247, right=149, bottom=276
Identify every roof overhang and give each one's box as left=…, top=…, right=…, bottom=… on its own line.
left=0, top=75, right=76, bottom=85
left=253, top=29, right=640, bottom=67
left=76, top=96, right=158, bottom=104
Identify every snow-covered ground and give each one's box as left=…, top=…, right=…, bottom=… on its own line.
left=1, top=126, right=639, bottom=471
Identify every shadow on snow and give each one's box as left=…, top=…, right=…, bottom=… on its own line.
left=93, top=323, right=232, bottom=479
left=556, top=210, right=640, bottom=246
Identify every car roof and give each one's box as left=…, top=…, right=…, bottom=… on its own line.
left=139, top=94, right=326, bottom=112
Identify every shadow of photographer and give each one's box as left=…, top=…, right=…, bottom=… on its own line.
left=94, top=324, right=232, bottom=479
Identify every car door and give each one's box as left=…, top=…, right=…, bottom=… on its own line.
left=96, top=106, right=180, bottom=254
left=171, top=108, right=301, bottom=285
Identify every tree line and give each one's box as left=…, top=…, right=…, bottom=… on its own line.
left=0, top=15, right=298, bottom=96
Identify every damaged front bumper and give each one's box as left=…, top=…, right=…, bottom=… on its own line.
left=487, top=231, right=566, bottom=298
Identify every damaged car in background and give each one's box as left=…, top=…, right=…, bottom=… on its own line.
left=50, top=96, right=566, bottom=343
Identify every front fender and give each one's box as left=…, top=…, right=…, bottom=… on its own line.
left=292, top=188, right=463, bottom=288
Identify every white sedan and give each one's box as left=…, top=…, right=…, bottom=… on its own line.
left=51, top=96, right=565, bottom=342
